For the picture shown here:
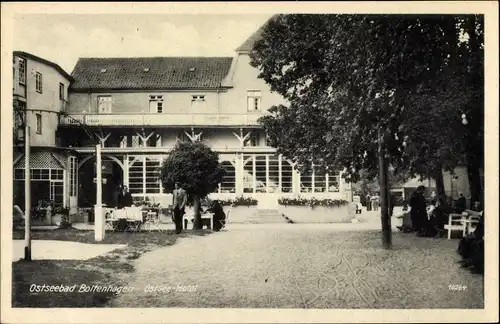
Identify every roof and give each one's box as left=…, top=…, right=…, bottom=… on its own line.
left=14, top=151, right=66, bottom=169
left=235, top=15, right=276, bottom=52
left=13, top=51, right=73, bottom=82
left=70, top=57, right=234, bottom=91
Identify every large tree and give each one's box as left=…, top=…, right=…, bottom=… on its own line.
left=250, top=14, right=483, bottom=202
left=160, top=141, right=225, bottom=229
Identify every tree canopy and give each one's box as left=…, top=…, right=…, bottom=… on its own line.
left=160, top=141, right=225, bottom=228
left=250, top=14, right=483, bottom=202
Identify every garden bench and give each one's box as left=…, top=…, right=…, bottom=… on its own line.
left=444, top=210, right=481, bottom=239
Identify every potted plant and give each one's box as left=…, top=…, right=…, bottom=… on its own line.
left=55, top=206, right=72, bottom=228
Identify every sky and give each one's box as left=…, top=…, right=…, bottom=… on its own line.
left=14, top=14, right=272, bottom=74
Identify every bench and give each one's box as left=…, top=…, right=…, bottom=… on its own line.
left=444, top=209, right=482, bottom=239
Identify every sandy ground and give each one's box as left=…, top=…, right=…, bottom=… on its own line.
left=111, top=223, right=483, bottom=309
left=12, top=240, right=126, bottom=262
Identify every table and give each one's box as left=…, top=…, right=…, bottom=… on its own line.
left=183, top=213, right=213, bottom=230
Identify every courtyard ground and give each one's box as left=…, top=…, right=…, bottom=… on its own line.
left=11, top=216, right=483, bottom=309
left=109, top=224, right=483, bottom=309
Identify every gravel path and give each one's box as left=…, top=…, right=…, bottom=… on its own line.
left=111, top=224, right=483, bottom=308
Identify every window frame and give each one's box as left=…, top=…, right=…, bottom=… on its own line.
left=36, top=113, right=42, bottom=134
left=149, top=95, right=164, bottom=113
left=18, top=58, right=26, bottom=85
left=247, top=90, right=262, bottom=112
left=59, top=83, right=65, bottom=100
left=97, top=95, right=112, bottom=113
left=35, top=72, right=43, bottom=93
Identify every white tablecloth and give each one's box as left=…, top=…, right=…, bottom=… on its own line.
left=112, top=207, right=143, bottom=221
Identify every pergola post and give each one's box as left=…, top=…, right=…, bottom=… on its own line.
left=94, top=143, right=104, bottom=241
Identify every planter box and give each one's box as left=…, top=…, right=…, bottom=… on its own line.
left=225, top=206, right=258, bottom=223
left=278, top=205, right=354, bottom=223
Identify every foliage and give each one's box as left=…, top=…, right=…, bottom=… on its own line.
left=160, top=141, right=225, bottom=199
left=218, top=196, right=258, bottom=207
left=54, top=206, right=71, bottom=229
left=250, top=14, right=483, bottom=201
left=278, top=196, right=349, bottom=208
left=160, top=141, right=225, bottom=229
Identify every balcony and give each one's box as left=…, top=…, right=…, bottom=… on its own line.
left=59, top=113, right=263, bottom=128
left=65, top=146, right=277, bottom=154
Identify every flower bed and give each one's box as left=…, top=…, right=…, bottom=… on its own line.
left=218, top=196, right=258, bottom=207
left=278, top=196, right=354, bottom=223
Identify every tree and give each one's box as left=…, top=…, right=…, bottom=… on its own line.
left=160, top=141, right=225, bottom=229
left=250, top=14, right=483, bottom=202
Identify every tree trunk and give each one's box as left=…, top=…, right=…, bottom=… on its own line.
left=467, top=154, right=483, bottom=209
left=433, top=167, right=445, bottom=199
left=192, top=196, right=202, bottom=230
left=379, top=129, right=392, bottom=249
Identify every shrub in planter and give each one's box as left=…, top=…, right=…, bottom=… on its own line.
left=218, top=196, right=258, bottom=207
left=278, top=196, right=349, bottom=208
left=55, top=207, right=72, bottom=229
left=278, top=196, right=352, bottom=223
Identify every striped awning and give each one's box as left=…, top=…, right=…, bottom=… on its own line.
left=14, top=151, right=66, bottom=169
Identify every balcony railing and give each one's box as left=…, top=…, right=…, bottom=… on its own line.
left=65, top=146, right=277, bottom=154
left=60, top=113, right=263, bottom=127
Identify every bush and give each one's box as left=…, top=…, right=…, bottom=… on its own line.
left=54, top=207, right=71, bottom=229
left=218, top=196, right=258, bottom=207
left=278, top=196, right=349, bottom=208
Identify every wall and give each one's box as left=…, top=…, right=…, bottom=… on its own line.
left=20, top=57, right=71, bottom=147
left=68, top=90, right=225, bottom=114
left=224, top=54, right=287, bottom=114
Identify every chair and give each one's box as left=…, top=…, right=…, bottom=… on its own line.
left=142, top=210, right=162, bottom=232
left=444, top=213, right=467, bottom=239
left=125, top=220, right=141, bottom=232
left=220, top=210, right=229, bottom=230
left=105, top=209, right=116, bottom=231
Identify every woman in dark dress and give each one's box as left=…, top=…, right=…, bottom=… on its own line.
left=409, top=186, right=427, bottom=234
left=117, top=185, right=134, bottom=209
left=206, top=200, right=226, bottom=231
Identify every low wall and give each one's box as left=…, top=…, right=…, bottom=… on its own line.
left=279, top=204, right=354, bottom=223
left=226, top=206, right=258, bottom=223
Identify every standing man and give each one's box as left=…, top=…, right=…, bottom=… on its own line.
left=172, top=182, right=187, bottom=234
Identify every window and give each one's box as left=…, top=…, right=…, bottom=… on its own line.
left=18, top=58, right=26, bottom=84
left=191, top=94, right=206, bottom=109
left=127, top=156, right=163, bottom=195
left=97, top=96, right=112, bottom=113
left=59, top=83, right=65, bottom=100
left=36, top=72, right=43, bottom=93
left=69, top=156, right=77, bottom=196
left=36, top=114, right=42, bottom=134
left=149, top=95, right=163, bottom=113
left=247, top=90, right=262, bottom=111
left=191, top=95, right=205, bottom=102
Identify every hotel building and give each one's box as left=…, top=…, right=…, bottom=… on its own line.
left=12, top=26, right=351, bottom=219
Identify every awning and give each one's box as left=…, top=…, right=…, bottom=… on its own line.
left=14, top=151, right=67, bottom=169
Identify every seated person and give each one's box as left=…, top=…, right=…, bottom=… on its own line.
left=204, top=200, right=226, bottom=231
left=457, top=211, right=484, bottom=274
